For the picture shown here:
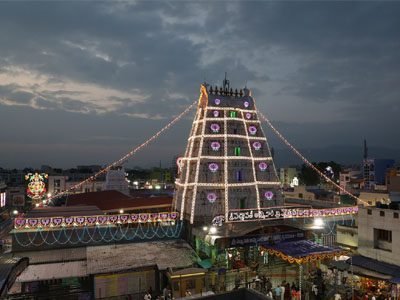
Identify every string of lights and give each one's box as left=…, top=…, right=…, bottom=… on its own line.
left=188, top=134, right=267, bottom=141
left=223, top=110, right=230, bottom=222
left=175, top=181, right=281, bottom=188
left=180, top=106, right=202, bottom=220
left=180, top=156, right=273, bottom=161
left=258, top=110, right=367, bottom=205
left=48, top=100, right=197, bottom=202
left=14, top=222, right=183, bottom=247
left=240, top=110, right=261, bottom=210
left=193, top=118, right=261, bottom=124
left=190, top=106, right=208, bottom=224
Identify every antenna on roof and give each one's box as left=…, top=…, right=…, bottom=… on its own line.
left=223, top=72, right=230, bottom=90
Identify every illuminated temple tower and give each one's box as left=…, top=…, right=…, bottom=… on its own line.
left=174, top=78, right=282, bottom=226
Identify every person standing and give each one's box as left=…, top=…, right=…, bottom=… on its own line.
left=144, top=291, right=152, bottom=300
left=275, top=285, right=282, bottom=300
left=280, top=283, right=286, bottom=300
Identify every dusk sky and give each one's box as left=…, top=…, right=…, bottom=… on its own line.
left=1, top=1, right=399, bottom=169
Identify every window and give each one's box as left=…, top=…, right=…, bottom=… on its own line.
left=367, top=209, right=372, bottom=215
left=394, top=212, right=399, bottom=219
left=375, top=229, right=392, bottom=243
left=236, top=170, right=242, bottom=182
left=380, top=211, right=385, bottom=217
left=374, top=228, right=392, bottom=252
left=234, top=147, right=241, bottom=156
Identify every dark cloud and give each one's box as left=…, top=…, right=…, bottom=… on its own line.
left=0, top=2, right=399, bottom=168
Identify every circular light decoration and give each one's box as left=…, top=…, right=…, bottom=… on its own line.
left=214, top=98, right=221, bottom=105
left=244, top=101, right=250, bottom=108
left=253, top=141, right=262, bottom=150
left=209, top=163, right=219, bottom=173
left=259, top=162, right=268, bottom=171
left=210, top=141, right=221, bottom=151
left=210, top=123, right=220, bottom=133
left=265, top=191, right=274, bottom=200
left=213, top=110, right=220, bottom=117
left=207, top=192, right=217, bottom=203
left=248, top=125, right=257, bottom=135
left=245, top=112, right=252, bottom=120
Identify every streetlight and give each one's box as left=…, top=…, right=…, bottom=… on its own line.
left=12, top=210, right=18, bottom=216
left=209, top=226, right=217, bottom=234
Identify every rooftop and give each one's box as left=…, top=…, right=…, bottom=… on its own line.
left=86, top=239, right=198, bottom=274
left=64, top=190, right=172, bottom=212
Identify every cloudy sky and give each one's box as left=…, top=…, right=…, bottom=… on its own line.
left=1, top=1, right=399, bottom=169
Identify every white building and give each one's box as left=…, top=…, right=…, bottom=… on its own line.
left=358, top=206, right=400, bottom=266
left=279, top=167, right=298, bottom=187
left=104, top=167, right=129, bottom=195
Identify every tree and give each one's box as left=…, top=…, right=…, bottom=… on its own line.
left=298, top=161, right=342, bottom=186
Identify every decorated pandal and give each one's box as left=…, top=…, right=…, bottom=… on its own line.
left=14, top=211, right=179, bottom=230
left=261, top=240, right=347, bottom=265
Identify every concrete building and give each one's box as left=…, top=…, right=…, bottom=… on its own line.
left=104, top=166, right=129, bottom=195
left=363, top=159, right=395, bottom=190
left=359, top=191, right=390, bottom=206
left=339, top=169, right=362, bottom=194
left=279, top=167, right=298, bottom=187
left=357, top=206, right=400, bottom=265
left=386, top=166, right=400, bottom=193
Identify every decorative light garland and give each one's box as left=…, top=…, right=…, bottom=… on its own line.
left=180, top=156, right=273, bottom=161
left=14, top=211, right=179, bottom=230
left=261, top=247, right=347, bottom=265
left=175, top=181, right=281, bottom=188
left=257, top=110, right=367, bottom=205
left=240, top=111, right=261, bottom=211
left=49, top=100, right=197, bottom=202
left=214, top=98, right=221, bottom=105
left=193, top=117, right=261, bottom=124
left=190, top=106, right=208, bottom=224
left=207, top=106, right=256, bottom=113
left=13, top=221, right=183, bottom=247
left=213, top=110, right=220, bottom=117
left=188, top=134, right=266, bottom=141
left=223, top=111, right=229, bottom=222
left=180, top=107, right=202, bottom=220
left=227, top=206, right=358, bottom=222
